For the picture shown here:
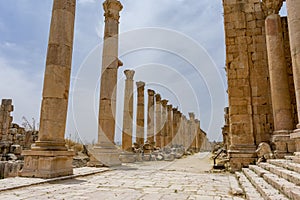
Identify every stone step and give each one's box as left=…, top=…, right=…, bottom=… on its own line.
left=235, top=172, right=264, bottom=200
left=242, top=168, right=288, bottom=200
left=249, top=165, right=300, bottom=200
left=259, top=162, right=300, bottom=186
left=268, top=159, right=300, bottom=174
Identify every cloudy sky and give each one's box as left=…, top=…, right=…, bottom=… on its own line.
left=0, top=0, right=231, bottom=143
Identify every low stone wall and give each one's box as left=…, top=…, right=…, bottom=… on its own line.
left=0, top=161, right=23, bottom=179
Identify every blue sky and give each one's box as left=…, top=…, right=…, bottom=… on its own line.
left=0, top=0, right=230, bottom=143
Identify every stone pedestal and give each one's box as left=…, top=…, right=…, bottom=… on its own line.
left=287, top=0, right=300, bottom=153
left=136, top=81, right=145, bottom=146
left=21, top=0, right=76, bottom=178
left=21, top=150, right=74, bottom=178
left=228, top=145, right=257, bottom=172
left=91, top=0, right=123, bottom=167
left=265, top=13, right=294, bottom=158
left=155, top=94, right=162, bottom=148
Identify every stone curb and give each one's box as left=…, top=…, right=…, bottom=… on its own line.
left=0, top=167, right=111, bottom=192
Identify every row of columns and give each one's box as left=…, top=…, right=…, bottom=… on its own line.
left=121, top=70, right=205, bottom=153
left=263, top=0, right=300, bottom=157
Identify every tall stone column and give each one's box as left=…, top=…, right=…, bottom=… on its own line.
left=21, top=0, right=76, bottom=178
left=90, top=0, right=123, bottom=167
left=136, top=81, right=145, bottom=146
left=155, top=94, right=162, bottom=148
left=166, top=105, right=173, bottom=147
left=178, top=112, right=183, bottom=147
left=172, top=108, right=179, bottom=146
left=147, top=89, right=155, bottom=145
left=188, top=113, right=196, bottom=151
left=286, top=0, right=300, bottom=153
left=183, top=115, right=188, bottom=151
left=195, top=119, right=201, bottom=152
left=264, top=2, right=295, bottom=157
left=122, top=70, right=135, bottom=151
left=161, top=99, right=168, bottom=148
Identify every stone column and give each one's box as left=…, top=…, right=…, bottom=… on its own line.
left=122, top=70, right=135, bottom=152
left=286, top=0, right=300, bottom=153
left=166, top=105, right=173, bottom=147
left=263, top=0, right=294, bottom=158
left=183, top=115, right=188, bottom=151
left=147, top=89, right=155, bottom=145
left=155, top=94, right=162, bottom=148
left=136, top=81, right=145, bottom=146
left=195, top=119, right=201, bottom=152
left=188, top=113, right=196, bottom=152
left=90, top=0, right=123, bottom=167
left=21, top=0, right=76, bottom=178
left=161, top=99, right=168, bottom=148
left=172, top=108, right=179, bottom=147
left=177, top=112, right=183, bottom=147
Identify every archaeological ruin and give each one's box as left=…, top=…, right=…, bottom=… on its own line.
left=222, top=0, right=300, bottom=171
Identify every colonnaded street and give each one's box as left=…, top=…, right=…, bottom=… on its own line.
left=0, top=153, right=244, bottom=200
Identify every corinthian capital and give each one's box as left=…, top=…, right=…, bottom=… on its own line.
left=262, top=0, right=283, bottom=16
left=103, top=0, right=123, bottom=22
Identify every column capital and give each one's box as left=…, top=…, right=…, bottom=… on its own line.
left=147, top=89, right=155, bottom=96
left=172, top=107, right=178, bottom=112
left=262, top=0, right=283, bottom=15
left=167, top=105, right=173, bottom=111
left=161, top=99, right=168, bottom=107
left=136, top=81, right=145, bottom=88
left=103, top=0, right=123, bottom=22
left=189, top=112, right=195, bottom=120
left=124, top=69, right=135, bottom=80
left=155, top=94, right=161, bottom=102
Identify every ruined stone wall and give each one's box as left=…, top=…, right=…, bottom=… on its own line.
left=281, top=17, right=298, bottom=128
left=223, top=0, right=273, bottom=170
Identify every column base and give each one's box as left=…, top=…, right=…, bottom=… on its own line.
left=290, top=128, right=300, bottom=152
left=119, top=152, right=136, bottom=163
left=228, top=145, right=256, bottom=172
left=20, top=150, right=74, bottom=178
left=87, top=144, right=121, bottom=167
left=272, top=131, right=295, bottom=158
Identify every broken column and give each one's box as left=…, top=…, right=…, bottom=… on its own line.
left=89, top=0, right=123, bottom=167
left=161, top=99, right=168, bottom=148
left=21, top=0, right=76, bottom=178
left=0, top=99, right=13, bottom=157
left=0, top=100, right=13, bottom=143
left=155, top=94, right=162, bottom=148
left=136, top=81, right=145, bottom=146
left=147, top=89, right=155, bottom=146
left=287, top=0, right=300, bottom=154
left=264, top=1, right=295, bottom=158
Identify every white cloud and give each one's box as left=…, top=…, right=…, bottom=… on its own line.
left=78, top=0, right=96, bottom=5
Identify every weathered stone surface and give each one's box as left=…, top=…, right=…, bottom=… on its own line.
left=21, top=0, right=76, bottom=178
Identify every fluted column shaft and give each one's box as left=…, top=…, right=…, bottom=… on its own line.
left=155, top=94, right=162, bottom=148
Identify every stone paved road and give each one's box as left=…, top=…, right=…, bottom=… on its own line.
left=0, top=153, right=244, bottom=200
